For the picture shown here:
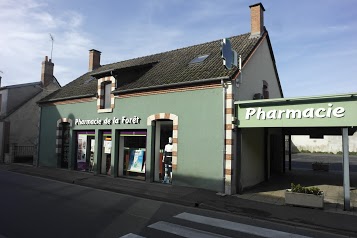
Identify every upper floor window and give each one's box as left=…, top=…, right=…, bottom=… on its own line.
left=103, top=82, right=111, bottom=109
left=97, top=76, right=115, bottom=113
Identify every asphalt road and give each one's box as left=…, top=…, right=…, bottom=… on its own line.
left=286, top=153, right=357, bottom=172
left=0, top=170, right=348, bottom=238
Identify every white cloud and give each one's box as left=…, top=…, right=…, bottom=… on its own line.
left=0, top=0, right=92, bottom=87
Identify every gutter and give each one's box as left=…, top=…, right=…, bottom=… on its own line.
left=38, top=76, right=231, bottom=104
left=114, top=76, right=230, bottom=95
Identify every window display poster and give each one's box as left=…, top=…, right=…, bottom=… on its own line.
left=89, top=139, right=95, bottom=172
left=103, top=140, right=112, bottom=154
left=91, top=139, right=95, bottom=153
left=127, top=149, right=145, bottom=173
left=77, top=134, right=87, bottom=171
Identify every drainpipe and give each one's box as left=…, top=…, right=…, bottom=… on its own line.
left=221, top=79, right=228, bottom=193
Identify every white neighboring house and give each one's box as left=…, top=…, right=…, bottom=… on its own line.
left=291, top=134, right=357, bottom=154
left=0, top=56, right=61, bottom=164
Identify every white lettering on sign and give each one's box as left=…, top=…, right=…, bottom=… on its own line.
left=245, top=104, right=345, bottom=120
left=75, top=116, right=141, bottom=125
left=121, top=116, right=140, bottom=124
left=75, top=118, right=103, bottom=125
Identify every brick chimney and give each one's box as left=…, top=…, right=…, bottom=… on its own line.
left=89, top=49, right=101, bottom=71
left=249, top=3, right=265, bottom=38
left=41, top=56, right=54, bottom=87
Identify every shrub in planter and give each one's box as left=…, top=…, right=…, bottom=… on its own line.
left=285, top=183, right=324, bottom=209
left=290, top=183, right=322, bottom=195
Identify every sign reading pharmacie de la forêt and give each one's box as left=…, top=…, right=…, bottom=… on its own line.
left=245, top=103, right=345, bottom=120
left=75, top=116, right=141, bottom=126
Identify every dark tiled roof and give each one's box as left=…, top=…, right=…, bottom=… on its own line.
left=39, top=33, right=261, bottom=103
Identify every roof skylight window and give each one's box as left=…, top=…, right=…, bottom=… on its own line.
left=84, top=76, right=96, bottom=84
left=189, top=54, right=209, bottom=64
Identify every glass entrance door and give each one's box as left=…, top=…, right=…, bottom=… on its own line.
left=154, top=121, right=173, bottom=183
left=61, top=122, right=70, bottom=168
left=101, top=133, right=112, bottom=175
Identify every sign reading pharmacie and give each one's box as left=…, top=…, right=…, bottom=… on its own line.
left=75, top=116, right=141, bottom=126
left=237, top=101, right=357, bottom=128
left=245, top=103, right=345, bottom=120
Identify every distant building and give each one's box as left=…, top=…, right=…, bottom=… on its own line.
left=0, top=56, right=61, bottom=164
left=291, top=134, right=357, bottom=154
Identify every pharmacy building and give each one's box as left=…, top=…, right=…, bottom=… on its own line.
left=38, top=3, right=286, bottom=194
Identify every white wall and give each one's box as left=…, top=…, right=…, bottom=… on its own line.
left=292, top=132, right=357, bottom=153
left=235, top=37, right=283, bottom=190
left=235, top=38, right=282, bottom=101
left=241, top=128, right=265, bottom=189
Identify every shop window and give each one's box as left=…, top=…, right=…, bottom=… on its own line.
left=101, top=131, right=112, bottom=175
left=76, top=131, right=95, bottom=172
left=119, top=130, right=147, bottom=180
left=263, top=80, right=269, bottom=99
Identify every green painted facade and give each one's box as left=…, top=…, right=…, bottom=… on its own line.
left=39, top=87, right=225, bottom=191
left=236, top=94, right=357, bottom=128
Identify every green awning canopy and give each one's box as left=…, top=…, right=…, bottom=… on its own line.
left=235, top=93, right=357, bottom=129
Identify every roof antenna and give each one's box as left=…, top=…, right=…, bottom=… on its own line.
left=237, top=54, right=242, bottom=88
left=49, top=33, right=54, bottom=61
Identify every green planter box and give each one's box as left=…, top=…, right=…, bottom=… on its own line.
left=285, top=189, right=324, bottom=209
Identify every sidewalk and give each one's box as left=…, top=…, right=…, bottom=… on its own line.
left=1, top=163, right=357, bottom=237
left=235, top=169, right=357, bottom=215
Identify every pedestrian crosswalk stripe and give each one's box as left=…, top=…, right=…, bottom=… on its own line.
left=148, top=221, right=230, bottom=238
left=175, top=212, right=311, bottom=238
left=120, top=233, right=146, bottom=238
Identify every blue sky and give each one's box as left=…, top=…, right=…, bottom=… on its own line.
left=0, top=0, right=356, bottom=97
